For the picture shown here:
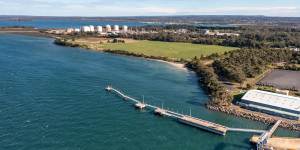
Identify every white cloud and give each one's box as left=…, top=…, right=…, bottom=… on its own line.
left=192, top=6, right=298, bottom=13
left=0, top=0, right=299, bottom=17
left=157, top=6, right=300, bottom=16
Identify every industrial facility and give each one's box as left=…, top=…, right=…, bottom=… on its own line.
left=238, top=90, right=300, bottom=120
left=79, top=25, right=128, bottom=34
left=61, top=25, right=129, bottom=35
left=204, top=29, right=240, bottom=36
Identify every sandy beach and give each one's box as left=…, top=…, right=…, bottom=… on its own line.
left=154, top=59, right=188, bottom=71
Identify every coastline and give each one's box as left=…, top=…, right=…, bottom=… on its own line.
left=150, top=59, right=187, bottom=71
left=0, top=30, right=55, bottom=38
left=8, top=30, right=300, bottom=132
left=53, top=37, right=300, bottom=132
left=53, top=38, right=189, bottom=71
left=1, top=30, right=187, bottom=71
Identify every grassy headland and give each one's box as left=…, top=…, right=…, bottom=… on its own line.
left=55, top=37, right=237, bottom=61
left=102, top=40, right=237, bottom=60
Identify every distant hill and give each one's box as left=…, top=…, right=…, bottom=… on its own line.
left=1, top=15, right=300, bottom=27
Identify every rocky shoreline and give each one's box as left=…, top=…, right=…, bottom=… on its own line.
left=207, top=104, right=300, bottom=131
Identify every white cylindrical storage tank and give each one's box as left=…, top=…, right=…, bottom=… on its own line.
left=74, top=28, right=80, bottom=33
left=114, top=25, right=119, bottom=31
left=89, top=25, right=95, bottom=32
left=96, top=26, right=103, bottom=33
left=123, top=25, right=128, bottom=32
left=81, top=26, right=91, bottom=32
left=106, top=25, right=111, bottom=32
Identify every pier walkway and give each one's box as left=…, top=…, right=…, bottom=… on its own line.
left=227, top=128, right=265, bottom=133
left=105, top=86, right=270, bottom=137
left=256, top=120, right=282, bottom=150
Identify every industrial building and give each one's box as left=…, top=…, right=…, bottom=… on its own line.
left=238, top=90, right=300, bottom=120
left=64, top=24, right=128, bottom=34
left=204, top=30, right=240, bottom=36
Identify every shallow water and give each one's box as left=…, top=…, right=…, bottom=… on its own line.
left=0, top=34, right=299, bottom=150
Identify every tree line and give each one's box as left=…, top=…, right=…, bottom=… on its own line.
left=212, top=49, right=295, bottom=83
left=121, top=25, right=300, bottom=49
left=291, top=51, right=300, bottom=64
left=187, top=58, right=232, bottom=106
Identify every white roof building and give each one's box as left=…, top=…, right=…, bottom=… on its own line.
left=239, top=90, right=300, bottom=120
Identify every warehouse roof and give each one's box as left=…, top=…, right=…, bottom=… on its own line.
left=242, top=90, right=300, bottom=113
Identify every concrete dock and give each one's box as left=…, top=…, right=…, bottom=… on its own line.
left=251, top=135, right=300, bottom=150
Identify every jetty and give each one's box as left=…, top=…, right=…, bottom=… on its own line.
left=105, top=85, right=230, bottom=135
left=105, top=85, right=285, bottom=149
left=250, top=135, right=300, bottom=150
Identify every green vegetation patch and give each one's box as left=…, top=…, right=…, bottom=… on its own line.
left=102, top=40, right=237, bottom=60
left=213, top=49, right=294, bottom=83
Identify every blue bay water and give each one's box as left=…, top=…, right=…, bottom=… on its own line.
left=0, top=19, right=144, bottom=29
left=0, top=34, right=299, bottom=150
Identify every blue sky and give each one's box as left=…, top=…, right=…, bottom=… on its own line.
left=0, top=0, right=299, bottom=17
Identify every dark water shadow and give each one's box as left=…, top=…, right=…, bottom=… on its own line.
left=213, top=142, right=255, bottom=150
left=186, top=100, right=206, bottom=107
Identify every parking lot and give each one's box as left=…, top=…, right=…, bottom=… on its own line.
left=257, top=69, right=300, bottom=91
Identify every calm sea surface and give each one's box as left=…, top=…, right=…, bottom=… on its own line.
left=0, top=19, right=144, bottom=29
left=0, top=34, right=299, bottom=150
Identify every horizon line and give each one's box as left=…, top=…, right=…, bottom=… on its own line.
left=1, top=14, right=300, bottom=18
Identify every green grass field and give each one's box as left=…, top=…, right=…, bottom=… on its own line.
left=102, top=40, right=237, bottom=60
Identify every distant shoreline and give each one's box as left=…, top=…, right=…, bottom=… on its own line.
left=0, top=27, right=55, bottom=38
left=0, top=27, right=187, bottom=71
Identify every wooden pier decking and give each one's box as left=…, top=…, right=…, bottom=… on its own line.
left=178, top=116, right=228, bottom=135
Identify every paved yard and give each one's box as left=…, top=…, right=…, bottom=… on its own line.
left=257, top=69, right=300, bottom=91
